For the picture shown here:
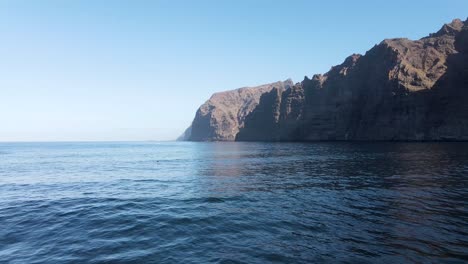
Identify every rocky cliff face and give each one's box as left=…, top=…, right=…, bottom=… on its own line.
left=184, top=19, right=468, bottom=141
left=237, top=18, right=468, bottom=141
left=187, top=80, right=293, bottom=141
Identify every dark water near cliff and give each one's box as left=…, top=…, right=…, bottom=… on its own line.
left=0, top=142, right=467, bottom=263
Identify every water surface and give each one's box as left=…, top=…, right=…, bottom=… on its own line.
left=0, top=142, right=467, bottom=263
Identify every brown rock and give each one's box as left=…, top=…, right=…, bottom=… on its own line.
left=183, top=18, right=468, bottom=141
left=187, top=80, right=293, bottom=141
left=237, top=18, right=468, bottom=141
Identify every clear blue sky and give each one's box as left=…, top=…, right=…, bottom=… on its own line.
left=0, top=0, right=466, bottom=141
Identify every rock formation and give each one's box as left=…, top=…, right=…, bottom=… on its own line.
left=184, top=19, right=468, bottom=141
left=187, top=80, right=293, bottom=141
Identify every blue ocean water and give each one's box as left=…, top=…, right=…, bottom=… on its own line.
left=0, top=142, right=467, bottom=263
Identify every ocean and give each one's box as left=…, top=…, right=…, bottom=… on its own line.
left=0, top=142, right=467, bottom=263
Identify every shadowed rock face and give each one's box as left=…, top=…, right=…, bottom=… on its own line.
left=184, top=18, right=468, bottom=141
left=187, top=80, right=293, bottom=141
left=237, top=18, right=468, bottom=141
left=236, top=84, right=305, bottom=141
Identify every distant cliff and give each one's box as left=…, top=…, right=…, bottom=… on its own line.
left=187, top=80, right=293, bottom=141
left=183, top=19, right=468, bottom=141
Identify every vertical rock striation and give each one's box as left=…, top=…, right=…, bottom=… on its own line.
left=183, top=18, right=468, bottom=141
left=187, top=80, right=293, bottom=141
left=237, top=18, right=468, bottom=141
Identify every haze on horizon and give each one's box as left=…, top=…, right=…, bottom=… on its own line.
left=1, top=0, right=467, bottom=141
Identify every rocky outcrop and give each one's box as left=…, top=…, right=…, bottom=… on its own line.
left=237, top=18, right=468, bottom=141
left=184, top=18, right=468, bottom=141
left=187, top=80, right=293, bottom=141
left=236, top=84, right=305, bottom=141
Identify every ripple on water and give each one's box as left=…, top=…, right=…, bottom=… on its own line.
left=0, top=142, right=468, bottom=263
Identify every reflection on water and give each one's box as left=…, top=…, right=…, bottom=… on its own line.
left=0, top=142, right=467, bottom=263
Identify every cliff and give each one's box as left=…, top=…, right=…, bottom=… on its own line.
left=184, top=19, right=468, bottom=141
left=187, top=80, right=293, bottom=141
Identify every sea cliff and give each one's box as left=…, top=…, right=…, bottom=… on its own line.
left=183, top=19, right=468, bottom=141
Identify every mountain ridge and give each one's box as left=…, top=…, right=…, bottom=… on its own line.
left=182, top=18, right=468, bottom=141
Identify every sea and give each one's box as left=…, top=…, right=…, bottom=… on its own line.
left=0, top=142, right=467, bottom=263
